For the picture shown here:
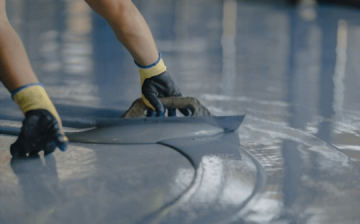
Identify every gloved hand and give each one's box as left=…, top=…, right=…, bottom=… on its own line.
left=137, top=52, right=190, bottom=117
left=10, top=83, right=68, bottom=157
left=10, top=110, right=68, bottom=157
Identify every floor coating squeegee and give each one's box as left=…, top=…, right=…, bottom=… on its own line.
left=0, top=97, right=245, bottom=145
left=66, top=97, right=245, bottom=144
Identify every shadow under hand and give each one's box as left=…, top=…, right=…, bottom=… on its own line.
left=10, top=154, right=61, bottom=222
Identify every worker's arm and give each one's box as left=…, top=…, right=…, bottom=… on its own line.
left=0, top=0, right=38, bottom=91
left=0, top=0, right=67, bottom=157
left=85, top=0, right=189, bottom=116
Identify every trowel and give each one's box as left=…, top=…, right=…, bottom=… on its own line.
left=0, top=97, right=245, bottom=144
left=66, top=97, right=245, bottom=144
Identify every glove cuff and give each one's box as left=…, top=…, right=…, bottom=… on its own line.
left=137, top=52, right=167, bottom=85
left=12, top=83, right=64, bottom=133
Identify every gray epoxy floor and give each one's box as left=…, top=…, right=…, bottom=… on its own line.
left=0, top=135, right=195, bottom=224
left=1, top=0, right=360, bottom=223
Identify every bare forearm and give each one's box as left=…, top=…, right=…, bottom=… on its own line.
left=86, top=0, right=159, bottom=66
left=109, top=4, right=159, bottom=66
left=0, top=19, right=38, bottom=92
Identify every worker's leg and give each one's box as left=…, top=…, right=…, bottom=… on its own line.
left=85, top=0, right=159, bottom=66
left=0, top=0, right=38, bottom=92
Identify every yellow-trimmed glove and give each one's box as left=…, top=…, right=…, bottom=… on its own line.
left=136, top=52, right=190, bottom=117
left=10, top=83, right=68, bottom=157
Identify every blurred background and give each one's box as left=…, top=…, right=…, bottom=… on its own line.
left=2, top=0, right=360, bottom=165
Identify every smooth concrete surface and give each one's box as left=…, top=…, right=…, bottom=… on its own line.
left=2, top=0, right=360, bottom=223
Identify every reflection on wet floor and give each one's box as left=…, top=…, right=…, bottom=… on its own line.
left=0, top=135, right=195, bottom=224
left=2, top=0, right=360, bottom=223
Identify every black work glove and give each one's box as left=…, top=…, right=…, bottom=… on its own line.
left=10, top=110, right=68, bottom=157
left=142, top=71, right=190, bottom=117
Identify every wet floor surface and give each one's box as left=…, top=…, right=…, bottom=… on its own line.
left=1, top=0, right=360, bottom=223
left=0, top=136, right=195, bottom=224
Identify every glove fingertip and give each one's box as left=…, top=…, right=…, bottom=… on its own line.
left=143, top=94, right=165, bottom=117
left=10, top=145, right=20, bottom=157
left=58, top=142, right=68, bottom=152
left=168, top=109, right=176, bottom=117
left=61, top=143, right=68, bottom=152
left=54, top=136, right=68, bottom=152
left=156, top=110, right=165, bottom=117
left=10, top=140, right=25, bottom=157
left=44, top=145, right=56, bottom=156
left=147, top=109, right=156, bottom=117
left=29, top=151, right=40, bottom=157
left=179, top=108, right=191, bottom=117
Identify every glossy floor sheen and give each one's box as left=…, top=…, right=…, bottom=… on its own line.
left=1, top=0, right=360, bottom=223
left=0, top=136, right=195, bottom=224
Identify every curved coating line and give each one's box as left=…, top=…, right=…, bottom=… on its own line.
left=134, top=142, right=199, bottom=224
left=221, top=146, right=268, bottom=224
left=142, top=134, right=264, bottom=224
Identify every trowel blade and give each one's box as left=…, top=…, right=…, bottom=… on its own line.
left=66, top=115, right=245, bottom=144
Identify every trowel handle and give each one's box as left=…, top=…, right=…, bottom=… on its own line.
left=122, top=97, right=211, bottom=118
